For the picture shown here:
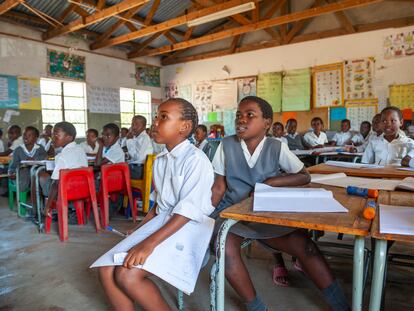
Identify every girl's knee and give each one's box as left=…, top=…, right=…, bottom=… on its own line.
left=115, top=267, right=144, bottom=289
left=98, top=266, right=114, bottom=281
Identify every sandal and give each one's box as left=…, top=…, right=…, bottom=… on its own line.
left=293, top=260, right=309, bottom=277
left=272, top=266, right=290, bottom=287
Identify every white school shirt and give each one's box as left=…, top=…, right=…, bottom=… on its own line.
left=21, top=144, right=41, bottom=157
left=126, top=131, right=153, bottom=164
left=10, top=136, right=23, bottom=151
left=51, top=142, right=88, bottom=180
left=351, top=132, right=370, bottom=145
left=212, top=137, right=304, bottom=176
left=103, top=143, right=125, bottom=164
left=353, top=132, right=378, bottom=153
left=361, top=134, right=414, bottom=165
left=118, top=137, right=127, bottom=148
left=37, top=137, right=52, bottom=152
left=151, top=139, right=214, bottom=223
left=332, top=131, right=353, bottom=146
left=152, top=140, right=165, bottom=154
left=275, top=136, right=288, bottom=145
left=0, top=140, right=4, bottom=153
left=80, top=141, right=100, bottom=154
left=197, top=139, right=208, bottom=150
left=303, top=131, right=328, bottom=147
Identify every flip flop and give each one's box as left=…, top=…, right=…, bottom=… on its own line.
left=272, top=266, right=290, bottom=287
left=293, top=260, right=309, bottom=277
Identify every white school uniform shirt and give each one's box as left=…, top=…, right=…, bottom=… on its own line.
left=0, top=140, right=4, bottom=153
left=353, top=132, right=377, bottom=153
left=332, top=131, right=353, bottom=146
left=197, top=139, right=208, bottom=150
left=10, top=136, right=23, bottom=151
left=51, top=142, right=88, bottom=180
left=21, top=144, right=41, bottom=157
left=212, top=137, right=304, bottom=176
left=303, top=131, right=328, bottom=147
left=103, top=143, right=125, bottom=164
left=126, top=131, right=153, bottom=164
left=152, top=140, right=165, bottom=154
left=37, top=137, right=52, bottom=152
left=361, top=133, right=414, bottom=165
left=151, top=140, right=214, bottom=223
left=80, top=141, right=100, bottom=154
left=274, top=136, right=288, bottom=145
left=118, top=137, right=127, bottom=148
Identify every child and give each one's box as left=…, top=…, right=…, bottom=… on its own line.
left=0, top=125, right=23, bottom=156
left=211, top=96, right=348, bottom=311
left=40, top=122, right=88, bottom=217
left=362, top=107, right=414, bottom=165
left=98, top=98, right=214, bottom=310
left=37, top=124, right=53, bottom=152
left=330, top=119, right=352, bottom=146
left=285, top=118, right=304, bottom=150
left=303, top=117, right=328, bottom=149
left=371, top=113, right=383, bottom=138
left=194, top=124, right=213, bottom=160
left=8, top=126, right=47, bottom=192
left=148, top=126, right=165, bottom=155
left=95, top=123, right=125, bottom=167
left=126, top=116, right=153, bottom=179
left=80, top=129, right=100, bottom=156
left=0, top=129, right=5, bottom=153
left=351, top=121, right=371, bottom=146
left=272, top=122, right=288, bottom=144
left=119, top=127, right=128, bottom=149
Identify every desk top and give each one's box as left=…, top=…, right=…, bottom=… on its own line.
left=0, top=156, right=11, bottom=164
left=308, top=163, right=414, bottom=179
left=220, top=184, right=371, bottom=236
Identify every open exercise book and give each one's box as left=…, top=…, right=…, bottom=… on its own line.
left=380, top=204, right=414, bottom=236
left=311, top=173, right=414, bottom=192
left=325, top=160, right=384, bottom=169
left=90, top=213, right=215, bottom=295
left=253, top=183, right=347, bottom=213
left=20, top=160, right=55, bottom=171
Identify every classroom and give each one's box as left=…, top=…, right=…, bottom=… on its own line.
left=1, top=0, right=414, bottom=310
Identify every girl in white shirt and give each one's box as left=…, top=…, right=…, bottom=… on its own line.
left=80, top=129, right=100, bottom=156
left=98, top=98, right=214, bottom=311
left=272, top=122, right=288, bottom=145
left=303, top=117, right=328, bottom=149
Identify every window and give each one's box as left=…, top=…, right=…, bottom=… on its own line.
left=120, top=88, right=152, bottom=129
left=40, top=79, right=87, bottom=137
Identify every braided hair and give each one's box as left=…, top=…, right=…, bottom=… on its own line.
left=239, top=96, right=273, bottom=120
left=165, top=98, right=198, bottom=137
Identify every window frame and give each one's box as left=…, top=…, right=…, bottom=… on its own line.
left=120, top=88, right=152, bottom=129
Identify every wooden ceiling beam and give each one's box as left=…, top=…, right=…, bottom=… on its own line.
left=42, top=0, right=150, bottom=41
left=0, top=0, right=23, bottom=15
left=144, top=0, right=160, bottom=25
left=325, top=0, right=355, bottom=33
left=131, top=0, right=383, bottom=58
left=97, top=0, right=106, bottom=10
left=90, top=0, right=258, bottom=50
left=57, top=3, right=77, bottom=23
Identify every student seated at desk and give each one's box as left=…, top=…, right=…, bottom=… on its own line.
left=362, top=106, right=414, bottom=165
left=95, top=123, right=125, bottom=167
left=98, top=98, right=214, bottom=311
left=40, top=122, right=88, bottom=217
left=211, top=96, right=349, bottom=311
left=285, top=118, right=304, bottom=150
left=0, top=125, right=23, bottom=156
left=8, top=126, right=47, bottom=197
left=126, top=115, right=153, bottom=179
left=272, top=122, right=288, bottom=144
left=80, top=128, right=100, bottom=156
left=303, top=117, right=328, bottom=149
left=37, top=124, right=53, bottom=153
left=330, top=119, right=352, bottom=146
left=194, top=124, right=213, bottom=160
left=119, top=127, right=128, bottom=149
left=351, top=121, right=371, bottom=146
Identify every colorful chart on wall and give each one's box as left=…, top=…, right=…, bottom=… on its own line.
left=18, top=77, right=41, bottom=110
left=0, top=74, right=19, bottom=109
left=136, top=64, right=160, bottom=87
left=346, top=99, right=378, bottom=130
left=87, top=85, right=120, bottom=114
left=312, top=62, right=344, bottom=108
left=257, top=72, right=282, bottom=112
left=282, top=68, right=311, bottom=111
left=237, top=77, right=256, bottom=102
left=344, top=57, right=375, bottom=100
left=384, top=30, right=414, bottom=59
left=47, top=49, right=85, bottom=81
left=330, top=107, right=347, bottom=131
left=193, top=82, right=212, bottom=117
left=212, top=80, right=237, bottom=110
left=389, top=83, right=414, bottom=110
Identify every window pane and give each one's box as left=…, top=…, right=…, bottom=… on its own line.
left=41, top=79, right=61, bottom=95
left=63, top=82, right=84, bottom=97
left=64, top=110, right=86, bottom=123
left=135, top=103, right=150, bottom=114
left=135, top=90, right=150, bottom=103
left=120, top=100, right=134, bottom=113
left=73, top=124, right=86, bottom=138
left=42, top=109, right=62, bottom=124
left=41, top=94, right=62, bottom=109
left=121, top=113, right=134, bottom=126
left=64, top=96, right=85, bottom=109
left=120, top=88, right=133, bottom=101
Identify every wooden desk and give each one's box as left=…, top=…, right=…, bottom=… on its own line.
left=308, top=163, right=414, bottom=179
left=368, top=191, right=414, bottom=311
left=215, top=184, right=371, bottom=311
left=0, top=156, right=11, bottom=164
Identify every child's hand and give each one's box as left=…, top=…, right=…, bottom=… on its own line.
left=123, top=240, right=156, bottom=269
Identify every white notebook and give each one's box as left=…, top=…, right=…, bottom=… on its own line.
left=380, top=204, right=414, bottom=236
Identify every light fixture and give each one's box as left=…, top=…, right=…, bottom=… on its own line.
left=187, top=2, right=255, bottom=27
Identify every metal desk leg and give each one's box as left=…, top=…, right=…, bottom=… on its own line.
left=16, top=165, right=22, bottom=217
left=35, top=166, right=46, bottom=232
left=369, top=239, right=388, bottom=311
left=215, top=219, right=238, bottom=311
left=353, top=236, right=365, bottom=311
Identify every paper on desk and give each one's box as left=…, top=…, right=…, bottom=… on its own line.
left=90, top=213, right=215, bottom=295
left=380, top=204, right=414, bottom=235
left=20, top=159, right=55, bottom=170
left=325, top=160, right=384, bottom=169
left=397, top=167, right=414, bottom=172
left=292, top=150, right=314, bottom=156
left=253, top=183, right=347, bottom=213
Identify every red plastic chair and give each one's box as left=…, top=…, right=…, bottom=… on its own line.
left=97, top=163, right=134, bottom=227
left=45, top=167, right=101, bottom=242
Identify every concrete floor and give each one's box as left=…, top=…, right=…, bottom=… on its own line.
left=1, top=198, right=414, bottom=311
